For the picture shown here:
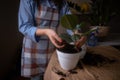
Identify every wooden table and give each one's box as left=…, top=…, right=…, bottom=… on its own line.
left=44, top=46, right=120, bottom=80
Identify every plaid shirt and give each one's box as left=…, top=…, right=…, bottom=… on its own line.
left=18, top=0, right=70, bottom=77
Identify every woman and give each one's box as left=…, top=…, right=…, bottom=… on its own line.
left=18, top=0, right=86, bottom=79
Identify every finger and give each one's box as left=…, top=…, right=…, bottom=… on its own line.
left=50, top=36, right=64, bottom=48
left=76, top=36, right=87, bottom=47
left=54, top=34, right=63, bottom=43
left=53, top=40, right=65, bottom=48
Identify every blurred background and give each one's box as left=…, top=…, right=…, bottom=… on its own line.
left=0, top=0, right=23, bottom=79
left=0, top=0, right=120, bottom=80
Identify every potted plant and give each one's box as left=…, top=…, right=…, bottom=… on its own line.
left=67, top=0, right=120, bottom=37
left=56, top=14, right=97, bottom=70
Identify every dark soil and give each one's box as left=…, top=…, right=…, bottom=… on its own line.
left=77, top=52, right=117, bottom=67
left=57, top=42, right=82, bottom=53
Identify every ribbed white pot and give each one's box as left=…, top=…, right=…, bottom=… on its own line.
left=56, top=44, right=86, bottom=70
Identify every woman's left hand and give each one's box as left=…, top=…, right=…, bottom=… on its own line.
left=75, top=36, right=87, bottom=48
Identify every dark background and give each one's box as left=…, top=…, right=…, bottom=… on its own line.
left=0, top=0, right=23, bottom=79
left=0, top=0, right=120, bottom=80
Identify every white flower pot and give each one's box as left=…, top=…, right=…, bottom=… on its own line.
left=56, top=44, right=86, bottom=70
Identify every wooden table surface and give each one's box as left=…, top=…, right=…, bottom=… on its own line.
left=44, top=46, right=120, bottom=80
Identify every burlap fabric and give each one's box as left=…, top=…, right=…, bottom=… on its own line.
left=44, top=46, right=120, bottom=80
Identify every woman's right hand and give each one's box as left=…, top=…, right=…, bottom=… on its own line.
left=36, top=28, right=64, bottom=48
left=45, top=29, right=64, bottom=48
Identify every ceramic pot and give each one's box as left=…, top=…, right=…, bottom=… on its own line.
left=56, top=44, right=86, bottom=70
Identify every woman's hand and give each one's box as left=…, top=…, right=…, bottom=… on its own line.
left=45, top=29, right=65, bottom=48
left=36, top=28, right=64, bottom=48
left=75, top=36, right=87, bottom=48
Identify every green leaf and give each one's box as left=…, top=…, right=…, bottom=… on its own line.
left=59, top=33, right=73, bottom=43
left=82, top=29, right=96, bottom=36
left=71, top=34, right=81, bottom=42
left=60, top=14, right=79, bottom=30
left=79, top=22, right=86, bottom=28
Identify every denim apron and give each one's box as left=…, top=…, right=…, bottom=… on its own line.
left=21, top=4, right=59, bottom=77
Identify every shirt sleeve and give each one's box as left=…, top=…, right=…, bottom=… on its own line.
left=18, top=0, right=39, bottom=42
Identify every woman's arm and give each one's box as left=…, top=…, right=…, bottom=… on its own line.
left=18, top=0, right=38, bottom=42
left=36, top=28, right=64, bottom=48
left=18, top=0, right=64, bottom=48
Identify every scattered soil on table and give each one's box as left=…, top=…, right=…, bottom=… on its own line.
left=77, top=52, right=117, bottom=68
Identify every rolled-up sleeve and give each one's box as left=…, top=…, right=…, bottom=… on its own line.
left=18, top=0, right=39, bottom=42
